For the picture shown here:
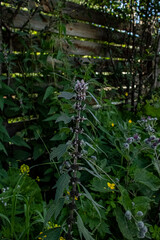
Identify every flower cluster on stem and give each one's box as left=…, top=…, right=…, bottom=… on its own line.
left=66, top=80, right=88, bottom=240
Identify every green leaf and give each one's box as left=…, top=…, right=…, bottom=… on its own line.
left=38, top=228, right=61, bottom=240
left=58, top=91, right=74, bottom=100
left=43, top=86, right=54, bottom=102
left=77, top=213, right=95, bottom=240
left=0, top=142, right=7, bottom=155
left=80, top=184, right=103, bottom=218
left=33, top=144, right=45, bottom=160
left=133, top=196, right=151, bottom=215
left=43, top=114, right=59, bottom=122
left=90, top=177, right=108, bottom=193
left=85, top=142, right=97, bottom=152
left=11, top=136, right=30, bottom=149
left=87, top=91, right=99, bottom=105
left=84, top=159, right=102, bottom=179
left=50, top=144, right=67, bottom=161
left=115, top=207, right=134, bottom=240
left=119, top=185, right=132, bottom=211
left=54, top=173, right=70, bottom=203
left=0, top=95, right=4, bottom=111
left=55, top=112, right=71, bottom=124
left=0, top=213, right=11, bottom=225
left=55, top=198, right=65, bottom=219
left=134, top=168, right=160, bottom=191
left=86, top=108, right=100, bottom=123
left=0, top=118, right=9, bottom=138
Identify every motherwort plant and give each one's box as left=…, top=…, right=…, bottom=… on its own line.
left=66, top=80, right=88, bottom=239
left=48, top=79, right=102, bottom=240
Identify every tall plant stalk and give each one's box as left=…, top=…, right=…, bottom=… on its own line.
left=66, top=79, right=88, bottom=240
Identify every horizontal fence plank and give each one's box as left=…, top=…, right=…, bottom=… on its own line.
left=47, top=0, right=131, bottom=31
left=63, top=39, right=132, bottom=58
left=2, top=0, right=136, bottom=32
left=65, top=22, right=130, bottom=44
left=2, top=6, right=137, bottom=45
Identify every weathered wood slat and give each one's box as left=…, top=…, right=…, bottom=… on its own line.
left=3, top=0, right=131, bottom=31
left=2, top=6, right=135, bottom=45
left=45, top=0, right=131, bottom=31
left=63, top=39, right=132, bottom=58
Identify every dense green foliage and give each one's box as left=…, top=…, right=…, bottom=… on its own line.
left=0, top=0, right=160, bottom=239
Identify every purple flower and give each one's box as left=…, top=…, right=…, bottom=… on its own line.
left=126, top=137, right=134, bottom=144
left=133, top=134, right=141, bottom=141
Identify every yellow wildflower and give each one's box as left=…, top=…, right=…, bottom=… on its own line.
left=54, top=224, right=61, bottom=228
left=125, top=92, right=128, bottom=97
left=60, top=237, right=66, bottom=240
left=44, top=236, right=47, bottom=238
left=67, top=191, right=78, bottom=200
left=111, top=123, right=114, bottom=127
left=107, top=182, right=116, bottom=190
left=40, top=232, right=43, bottom=235
left=36, top=176, right=40, bottom=182
left=128, top=119, right=132, bottom=124
left=38, top=238, right=42, bottom=240
left=20, top=164, right=30, bottom=175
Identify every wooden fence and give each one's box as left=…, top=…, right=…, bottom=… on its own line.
left=0, top=0, right=159, bottom=162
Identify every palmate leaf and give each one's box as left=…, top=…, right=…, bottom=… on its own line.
left=54, top=173, right=70, bottom=203
left=55, top=112, right=71, bottom=124
left=58, top=91, right=75, bottom=100
left=77, top=213, right=95, bottom=240
left=50, top=144, right=67, bottom=161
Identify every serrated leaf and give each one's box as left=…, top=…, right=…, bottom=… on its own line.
left=80, top=184, right=103, bottom=218
left=55, top=112, right=71, bottom=124
left=119, top=185, right=132, bottom=211
left=55, top=198, right=65, bottom=219
left=90, top=177, right=108, bottom=193
left=83, top=167, right=102, bottom=179
left=133, top=196, right=151, bottom=215
left=44, top=114, right=59, bottom=122
left=115, top=207, right=134, bottom=240
left=54, top=173, right=70, bottom=203
left=50, top=144, right=67, bottom=161
left=84, top=159, right=102, bottom=179
left=11, top=136, right=30, bottom=149
left=134, top=168, right=160, bottom=191
left=77, top=213, right=95, bottom=240
left=43, top=86, right=54, bottom=102
left=58, top=91, right=74, bottom=100
left=39, top=228, right=61, bottom=240
left=44, top=203, right=55, bottom=226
